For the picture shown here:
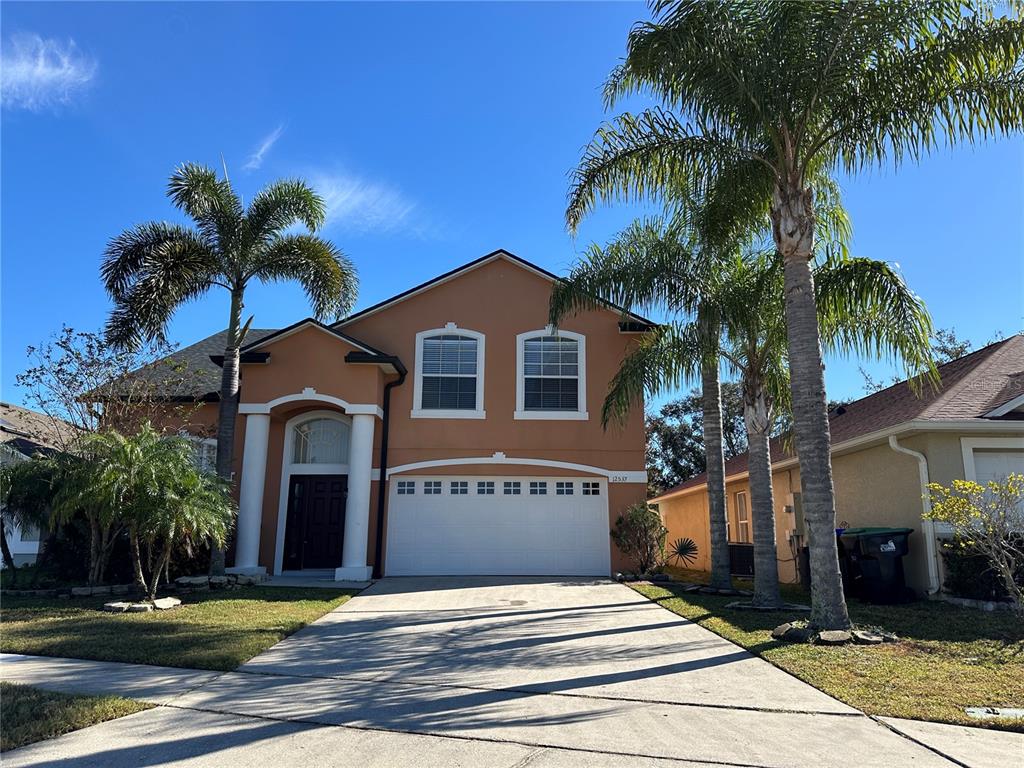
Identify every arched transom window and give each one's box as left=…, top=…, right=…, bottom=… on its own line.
left=292, top=417, right=350, bottom=465
left=413, top=325, right=486, bottom=418
left=515, top=329, right=587, bottom=420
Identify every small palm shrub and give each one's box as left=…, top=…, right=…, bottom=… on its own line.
left=668, top=537, right=699, bottom=567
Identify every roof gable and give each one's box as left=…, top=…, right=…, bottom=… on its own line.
left=334, top=249, right=655, bottom=329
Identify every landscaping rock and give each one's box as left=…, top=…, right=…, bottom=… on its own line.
left=649, top=573, right=671, bottom=583
left=817, top=630, right=853, bottom=645
left=126, top=602, right=153, bottom=612
left=111, top=584, right=133, bottom=596
left=71, top=586, right=93, bottom=597
left=771, top=622, right=793, bottom=640
left=209, top=576, right=228, bottom=589
left=682, top=584, right=703, bottom=593
left=176, top=575, right=209, bottom=587
left=103, top=601, right=132, bottom=613
left=784, top=625, right=814, bottom=643
left=90, top=586, right=111, bottom=596
left=621, top=573, right=637, bottom=582
left=852, top=629, right=884, bottom=645
left=152, top=596, right=181, bottom=610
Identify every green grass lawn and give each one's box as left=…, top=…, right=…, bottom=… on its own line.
left=0, top=683, right=152, bottom=752
left=0, top=586, right=358, bottom=671
left=635, top=570, right=1024, bottom=731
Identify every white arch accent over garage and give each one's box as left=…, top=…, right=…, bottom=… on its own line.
left=386, top=453, right=646, bottom=484
left=239, top=387, right=382, bottom=418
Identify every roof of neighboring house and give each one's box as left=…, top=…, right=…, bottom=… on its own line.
left=651, top=334, right=1024, bottom=501
left=0, top=402, right=80, bottom=457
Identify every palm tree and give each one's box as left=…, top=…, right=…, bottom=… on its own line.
left=549, top=216, right=733, bottom=590
left=715, top=252, right=932, bottom=608
left=565, top=1, right=1023, bottom=628
left=552, top=217, right=932, bottom=612
left=69, top=425, right=234, bottom=600
left=102, top=164, right=357, bottom=574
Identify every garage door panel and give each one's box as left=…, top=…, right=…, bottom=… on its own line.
left=386, top=475, right=610, bottom=576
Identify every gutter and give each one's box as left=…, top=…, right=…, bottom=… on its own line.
left=372, top=365, right=407, bottom=579
left=888, top=435, right=942, bottom=595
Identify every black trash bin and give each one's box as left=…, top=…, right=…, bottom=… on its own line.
left=839, top=527, right=915, bottom=603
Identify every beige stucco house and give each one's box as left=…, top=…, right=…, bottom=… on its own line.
left=157, top=250, right=651, bottom=580
left=650, top=335, right=1024, bottom=596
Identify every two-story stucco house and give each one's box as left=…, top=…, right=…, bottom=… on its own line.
left=161, top=250, right=650, bottom=581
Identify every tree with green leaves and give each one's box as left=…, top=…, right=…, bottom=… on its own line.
left=566, top=0, right=1022, bottom=629
left=101, top=164, right=357, bottom=574
left=62, top=424, right=234, bottom=600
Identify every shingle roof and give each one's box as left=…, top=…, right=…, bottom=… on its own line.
left=128, top=328, right=279, bottom=400
left=0, top=402, right=81, bottom=456
left=652, top=334, right=1024, bottom=500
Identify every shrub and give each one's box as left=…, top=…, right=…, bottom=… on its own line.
left=611, top=503, right=667, bottom=575
left=926, top=474, right=1024, bottom=611
left=940, top=536, right=1024, bottom=602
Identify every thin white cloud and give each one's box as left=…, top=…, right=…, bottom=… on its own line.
left=1, top=33, right=96, bottom=112
left=243, top=124, right=285, bottom=171
left=309, top=170, right=423, bottom=236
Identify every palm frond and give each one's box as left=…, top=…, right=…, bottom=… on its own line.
left=602, top=321, right=704, bottom=427
left=167, top=163, right=243, bottom=257
left=243, top=179, right=327, bottom=250
left=250, top=234, right=358, bottom=320
left=101, top=222, right=216, bottom=302
left=815, top=257, right=936, bottom=385
left=550, top=215, right=706, bottom=326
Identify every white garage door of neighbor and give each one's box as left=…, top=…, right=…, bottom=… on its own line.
left=973, top=450, right=1024, bottom=486
left=385, top=476, right=611, bottom=576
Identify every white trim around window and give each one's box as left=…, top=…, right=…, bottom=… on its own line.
left=514, top=327, right=588, bottom=420
left=411, top=324, right=486, bottom=419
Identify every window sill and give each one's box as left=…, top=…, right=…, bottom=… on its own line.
left=514, top=410, right=589, bottom=421
left=410, top=409, right=487, bottom=420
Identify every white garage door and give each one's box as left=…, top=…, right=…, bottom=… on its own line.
left=385, top=476, right=610, bottom=576
left=973, top=450, right=1024, bottom=485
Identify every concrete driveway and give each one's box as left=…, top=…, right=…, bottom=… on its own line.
left=5, top=577, right=1018, bottom=767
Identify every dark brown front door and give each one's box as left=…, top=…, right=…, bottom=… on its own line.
left=283, top=475, right=347, bottom=570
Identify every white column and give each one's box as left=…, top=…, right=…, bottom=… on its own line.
left=228, top=413, right=270, bottom=575
left=337, top=413, right=375, bottom=581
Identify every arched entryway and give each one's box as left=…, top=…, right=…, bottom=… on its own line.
left=275, top=411, right=351, bottom=574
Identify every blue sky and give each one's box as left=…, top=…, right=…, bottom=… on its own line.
left=2, top=2, right=1022, bottom=411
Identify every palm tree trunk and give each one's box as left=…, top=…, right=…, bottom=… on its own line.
left=743, top=382, right=782, bottom=608
left=88, top=515, right=102, bottom=585
left=129, top=528, right=148, bottom=597
left=149, top=541, right=173, bottom=602
left=1, top=522, right=17, bottom=585
left=210, top=287, right=245, bottom=576
left=702, top=357, right=731, bottom=591
left=773, top=180, right=851, bottom=630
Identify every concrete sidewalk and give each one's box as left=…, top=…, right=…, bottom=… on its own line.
left=2, top=578, right=1021, bottom=767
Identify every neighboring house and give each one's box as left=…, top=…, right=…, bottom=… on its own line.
left=151, top=250, right=651, bottom=580
left=650, top=335, right=1024, bottom=596
left=0, top=402, right=79, bottom=566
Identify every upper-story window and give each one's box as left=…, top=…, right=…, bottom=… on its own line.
left=412, top=324, right=485, bottom=419
left=515, top=328, right=587, bottom=420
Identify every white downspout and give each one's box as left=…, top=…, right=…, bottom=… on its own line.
left=888, top=435, right=941, bottom=595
